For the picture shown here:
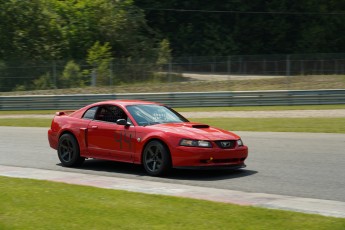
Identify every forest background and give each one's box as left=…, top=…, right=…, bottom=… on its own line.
left=1, top=0, right=345, bottom=92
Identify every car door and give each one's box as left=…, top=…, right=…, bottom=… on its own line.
left=87, top=119, right=114, bottom=157
left=113, top=122, right=136, bottom=162
left=87, top=105, right=135, bottom=162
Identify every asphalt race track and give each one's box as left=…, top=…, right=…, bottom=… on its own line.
left=1, top=126, right=344, bottom=202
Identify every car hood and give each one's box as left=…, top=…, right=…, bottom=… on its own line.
left=151, top=122, right=240, bottom=140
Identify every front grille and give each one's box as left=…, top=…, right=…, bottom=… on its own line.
left=200, top=158, right=241, bottom=164
left=215, top=140, right=236, bottom=149
left=213, top=158, right=239, bottom=163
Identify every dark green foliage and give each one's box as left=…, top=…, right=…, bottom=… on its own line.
left=1, top=0, right=345, bottom=91
left=0, top=0, right=158, bottom=91
left=135, top=0, right=345, bottom=56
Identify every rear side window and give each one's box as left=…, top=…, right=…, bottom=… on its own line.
left=83, top=106, right=98, bottom=120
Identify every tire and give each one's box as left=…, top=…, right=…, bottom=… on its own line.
left=58, top=133, right=85, bottom=167
left=142, top=140, right=171, bottom=176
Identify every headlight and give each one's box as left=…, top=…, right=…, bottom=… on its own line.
left=237, top=139, right=244, bottom=146
left=180, top=139, right=212, bottom=148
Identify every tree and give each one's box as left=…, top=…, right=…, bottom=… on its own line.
left=135, top=0, right=345, bottom=56
left=86, top=41, right=113, bottom=86
left=0, top=0, right=157, bottom=91
left=135, top=0, right=240, bottom=56
left=60, top=60, right=84, bottom=88
left=0, top=0, right=62, bottom=60
left=45, top=0, right=155, bottom=60
left=32, top=73, right=55, bottom=90
left=156, top=39, right=172, bottom=66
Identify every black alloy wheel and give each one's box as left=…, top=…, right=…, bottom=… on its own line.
left=143, top=140, right=171, bottom=176
left=58, top=133, right=85, bottom=167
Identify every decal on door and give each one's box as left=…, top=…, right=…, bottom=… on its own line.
left=114, top=130, right=133, bottom=150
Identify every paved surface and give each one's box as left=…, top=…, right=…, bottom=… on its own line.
left=0, top=126, right=345, bottom=217
left=1, top=165, right=344, bottom=218
left=182, top=73, right=285, bottom=81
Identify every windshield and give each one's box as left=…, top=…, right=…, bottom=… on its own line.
left=126, top=104, right=189, bottom=126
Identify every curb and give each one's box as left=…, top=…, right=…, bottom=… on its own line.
left=0, top=165, right=344, bottom=218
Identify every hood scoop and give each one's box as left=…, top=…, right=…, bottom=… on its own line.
left=192, top=124, right=209, bottom=128
left=186, top=124, right=209, bottom=129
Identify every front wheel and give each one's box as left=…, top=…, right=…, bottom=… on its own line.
left=58, top=133, right=85, bottom=167
left=142, top=140, right=171, bottom=176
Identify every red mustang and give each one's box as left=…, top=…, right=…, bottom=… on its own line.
left=48, top=100, right=248, bottom=176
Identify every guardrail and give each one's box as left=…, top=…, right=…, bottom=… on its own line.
left=0, top=89, right=344, bottom=110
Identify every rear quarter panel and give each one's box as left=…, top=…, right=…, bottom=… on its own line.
left=48, top=115, right=90, bottom=153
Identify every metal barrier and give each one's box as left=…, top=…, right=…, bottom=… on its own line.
left=0, top=89, right=345, bottom=110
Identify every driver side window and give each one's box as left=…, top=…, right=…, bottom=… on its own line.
left=94, top=105, right=130, bottom=123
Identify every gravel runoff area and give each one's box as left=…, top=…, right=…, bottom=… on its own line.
left=0, top=109, right=344, bottom=119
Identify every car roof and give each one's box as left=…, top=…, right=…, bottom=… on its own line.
left=90, top=100, right=162, bottom=107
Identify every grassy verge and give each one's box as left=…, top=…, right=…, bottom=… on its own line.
left=1, top=176, right=344, bottom=230
left=0, top=118, right=51, bottom=127
left=0, top=110, right=57, bottom=115
left=1, top=117, right=345, bottom=133
left=1, top=74, right=345, bottom=96
left=175, top=104, right=345, bottom=112
left=191, top=118, right=345, bottom=133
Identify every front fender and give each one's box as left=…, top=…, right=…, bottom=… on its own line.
left=133, top=128, right=180, bottom=164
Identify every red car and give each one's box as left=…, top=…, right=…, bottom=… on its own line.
left=48, top=100, right=248, bottom=176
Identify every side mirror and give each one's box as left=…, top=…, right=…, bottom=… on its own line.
left=116, top=119, right=130, bottom=126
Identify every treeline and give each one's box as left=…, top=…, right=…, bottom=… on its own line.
left=136, top=0, right=345, bottom=56
left=0, top=0, right=159, bottom=61
left=0, top=0, right=172, bottom=91
left=1, top=0, right=345, bottom=91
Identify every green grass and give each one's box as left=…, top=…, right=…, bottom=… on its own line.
left=0, top=118, right=51, bottom=127
left=0, top=176, right=344, bottom=230
left=1, top=117, right=345, bottom=133
left=175, top=104, right=345, bottom=112
left=0, top=106, right=344, bottom=132
left=0, top=110, right=57, bottom=115
left=191, top=118, right=345, bottom=133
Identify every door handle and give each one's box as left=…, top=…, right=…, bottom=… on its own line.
left=91, top=125, right=98, bottom=129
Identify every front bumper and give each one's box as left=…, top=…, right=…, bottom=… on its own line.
left=175, top=163, right=246, bottom=170
left=171, top=145, right=248, bottom=168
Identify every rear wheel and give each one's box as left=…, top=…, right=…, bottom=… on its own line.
left=143, top=140, right=171, bottom=176
left=58, top=133, right=85, bottom=167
